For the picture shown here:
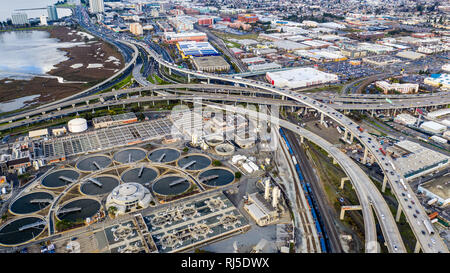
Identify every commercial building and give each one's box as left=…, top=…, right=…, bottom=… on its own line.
left=163, top=32, right=207, bottom=43
left=266, top=67, right=339, bottom=89
left=363, top=55, right=402, bottom=66
left=396, top=50, right=425, bottom=60
left=129, top=23, right=143, bottom=36
left=169, top=16, right=195, bottom=32
left=375, top=81, right=419, bottom=94
left=89, top=0, right=104, bottom=13
left=197, top=16, right=213, bottom=26
left=47, top=5, right=58, bottom=21
left=248, top=62, right=282, bottom=72
left=29, top=129, right=49, bottom=139
left=392, top=140, right=449, bottom=181
left=241, top=57, right=266, bottom=65
left=273, top=40, right=310, bottom=51
left=176, top=41, right=219, bottom=58
left=92, top=112, right=137, bottom=129
left=192, top=56, right=230, bottom=72
left=11, top=13, right=28, bottom=25
left=418, top=177, right=450, bottom=207
left=424, top=74, right=450, bottom=90
left=394, top=113, right=418, bottom=126
left=237, top=14, right=258, bottom=23
left=420, top=121, right=447, bottom=134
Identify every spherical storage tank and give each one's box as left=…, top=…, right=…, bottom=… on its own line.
left=68, top=118, right=88, bottom=133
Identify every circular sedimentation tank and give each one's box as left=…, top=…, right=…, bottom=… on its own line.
left=76, top=155, right=112, bottom=172
left=56, top=198, right=101, bottom=222
left=0, top=217, right=46, bottom=246
left=41, top=169, right=80, bottom=188
left=198, top=168, right=235, bottom=187
left=113, top=148, right=147, bottom=164
left=80, top=175, right=120, bottom=196
left=10, top=192, right=54, bottom=215
left=177, top=154, right=211, bottom=171
left=152, top=176, right=191, bottom=196
left=121, top=166, right=158, bottom=185
left=205, top=135, right=224, bottom=147
left=147, top=148, right=180, bottom=164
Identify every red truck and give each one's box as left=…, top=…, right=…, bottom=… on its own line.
left=379, top=147, right=386, bottom=156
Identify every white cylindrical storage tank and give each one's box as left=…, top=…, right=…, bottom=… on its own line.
left=68, top=118, right=88, bottom=133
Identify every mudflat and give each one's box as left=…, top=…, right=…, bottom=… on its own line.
left=0, top=26, right=124, bottom=106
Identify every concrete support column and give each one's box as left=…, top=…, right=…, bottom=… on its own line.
left=414, top=241, right=421, bottom=253
left=349, top=133, right=354, bottom=143
left=207, top=78, right=210, bottom=84
left=168, top=68, right=171, bottom=75
left=362, top=147, right=369, bottom=164
left=344, top=128, right=349, bottom=140
left=42, top=112, right=46, bottom=115
left=187, top=74, right=191, bottom=83
left=72, top=104, right=75, bottom=108
left=395, top=203, right=402, bottom=222
left=115, top=94, right=118, bottom=100
left=370, top=156, right=375, bottom=164
left=138, top=102, right=140, bottom=107
left=320, top=112, right=324, bottom=125
left=382, top=175, right=388, bottom=193
left=393, top=108, right=397, bottom=116
left=167, top=100, right=169, bottom=105
left=86, top=101, right=89, bottom=105
left=300, top=136, right=304, bottom=144
left=57, top=108, right=61, bottom=111
left=139, top=91, right=141, bottom=96
left=371, top=109, right=374, bottom=117
left=340, top=177, right=349, bottom=190
left=340, top=208, right=346, bottom=220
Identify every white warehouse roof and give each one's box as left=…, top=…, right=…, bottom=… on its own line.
left=266, top=67, right=339, bottom=89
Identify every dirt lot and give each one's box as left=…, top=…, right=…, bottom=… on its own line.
left=0, top=26, right=124, bottom=105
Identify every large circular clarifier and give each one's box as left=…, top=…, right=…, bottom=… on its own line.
left=121, top=167, right=158, bottom=185
left=10, top=192, right=54, bottom=215
left=198, top=168, right=235, bottom=187
left=152, top=176, right=191, bottom=196
left=0, top=217, right=46, bottom=246
left=177, top=154, right=211, bottom=171
left=76, top=155, right=112, bottom=172
left=57, top=198, right=101, bottom=222
left=41, top=169, right=80, bottom=188
left=113, top=148, right=147, bottom=164
left=80, top=176, right=120, bottom=196
left=148, top=148, right=180, bottom=163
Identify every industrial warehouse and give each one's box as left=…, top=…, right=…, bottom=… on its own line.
left=266, top=67, right=339, bottom=89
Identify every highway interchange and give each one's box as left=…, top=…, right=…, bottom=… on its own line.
left=2, top=6, right=449, bottom=253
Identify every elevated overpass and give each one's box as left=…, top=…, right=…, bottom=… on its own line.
left=134, top=40, right=448, bottom=253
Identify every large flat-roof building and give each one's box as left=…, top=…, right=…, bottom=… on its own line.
left=192, top=56, right=230, bottom=72
left=11, top=13, right=28, bottom=25
left=418, top=177, right=449, bottom=207
left=176, top=41, right=219, bottom=58
left=424, top=74, right=450, bottom=90
left=163, top=32, right=207, bottom=43
left=93, top=112, right=138, bottom=129
left=391, top=140, right=449, bottom=181
left=375, top=81, right=419, bottom=94
left=420, top=121, right=447, bottom=134
left=266, top=67, right=338, bottom=89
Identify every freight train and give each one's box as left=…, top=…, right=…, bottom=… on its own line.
left=279, top=128, right=330, bottom=252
